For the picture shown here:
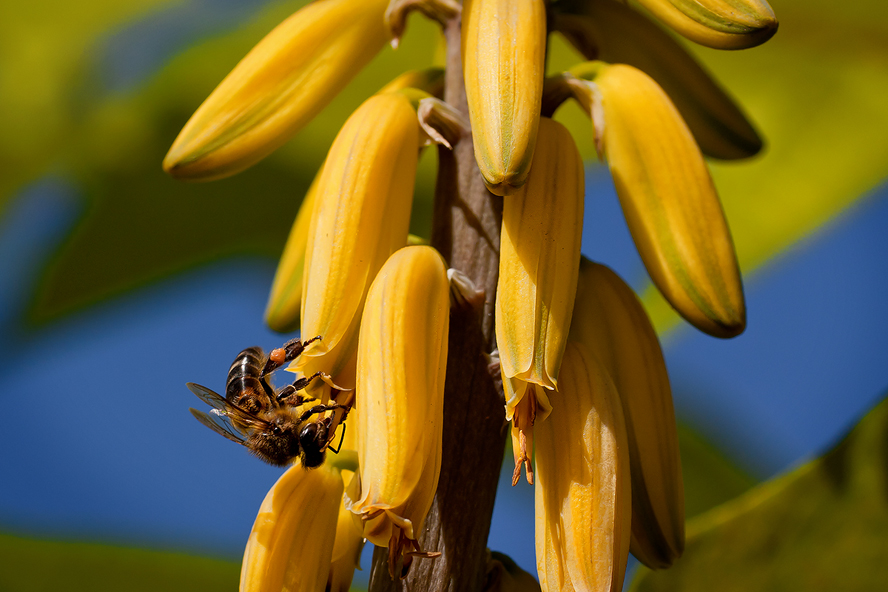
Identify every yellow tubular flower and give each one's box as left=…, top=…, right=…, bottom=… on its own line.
left=328, top=417, right=363, bottom=592
left=265, top=67, right=444, bottom=334
left=265, top=167, right=321, bottom=333
left=571, top=258, right=684, bottom=569
left=554, top=0, right=762, bottom=160
left=634, top=0, right=778, bottom=50
left=163, top=0, right=391, bottom=181
left=240, top=461, right=343, bottom=592
left=587, top=62, right=745, bottom=338
left=295, top=92, right=421, bottom=386
left=328, top=470, right=364, bottom=592
left=462, top=0, right=546, bottom=195
left=496, top=117, right=584, bottom=399
left=346, top=246, right=450, bottom=574
left=535, top=342, right=631, bottom=592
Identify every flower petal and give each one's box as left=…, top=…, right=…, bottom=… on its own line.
left=164, top=0, right=391, bottom=180
left=535, top=342, right=631, bottom=592
left=462, top=0, right=546, bottom=195
left=590, top=62, right=746, bottom=337
left=241, top=461, right=343, bottom=592
left=347, top=246, right=450, bottom=551
left=296, top=93, right=421, bottom=384
left=496, top=117, right=584, bottom=389
left=572, top=258, right=684, bottom=568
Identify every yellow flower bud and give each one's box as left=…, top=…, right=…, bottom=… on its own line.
left=571, top=258, right=684, bottom=569
left=346, top=246, right=450, bottom=574
left=163, top=0, right=391, bottom=180
left=553, top=0, right=763, bottom=160
left=535, top=342, right=631, bottom=592
left=462, top=0, right=546, bottom=195
left=295, top=93, right=421, bottom=386
left=240, top=461, right=343, bottom=592
left=634, top=0, right=778, bottom=50
left=583, top=62, right=746, bottom=338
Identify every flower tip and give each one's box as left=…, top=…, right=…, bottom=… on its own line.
left=161, top=142, right=231, bottom=182
left=709, top=311, right=746, bottom=339
left=483, top=170, right=527, bottom=196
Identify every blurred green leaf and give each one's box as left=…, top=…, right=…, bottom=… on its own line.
left=676, top=422, right=757, bottom=519
left=0, top=0, right=181, bottom=210
left=0, top=531, right=239, bottom=591
left=631, top=393, right=888, bottom=592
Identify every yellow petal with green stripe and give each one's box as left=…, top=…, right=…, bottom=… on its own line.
left=296, top=93, right=420, bottom=385
left=462, top=0, right=546, bottom=195
left=571, top=258, right=684, bottom=569
left=496, top=117, right=584, bottom=396
left=535, top=342, right=631, bottom=592
left=592, top=63, right=746, bottom=338
left=163, top=0, right=391, bottom=180
left=346, top=246, right=449, bottom=551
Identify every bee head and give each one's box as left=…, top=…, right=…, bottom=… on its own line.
left=298, top=421, right=329, bottom=469
left=247, top=413, right=301, bottom=466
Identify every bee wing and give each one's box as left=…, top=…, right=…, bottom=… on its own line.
left=186, top=382, right=229, bottom=411
left=186, top=382, right=271, bottom=431
left=189, top=407, right=247, bottom=445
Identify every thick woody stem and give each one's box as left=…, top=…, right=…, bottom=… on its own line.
left=367, top=14, right=508, bottom=592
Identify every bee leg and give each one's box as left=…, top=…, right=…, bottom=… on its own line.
left=297, top=403, right=349, bottom=424
left=261, top=335, right=324, bottom=378
left=326, top=421, right=346, bottom=454
left=275, top=371, right=324, bottom=405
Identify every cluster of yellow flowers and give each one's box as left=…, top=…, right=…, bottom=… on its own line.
left=165, top=0, right=777, bottom=590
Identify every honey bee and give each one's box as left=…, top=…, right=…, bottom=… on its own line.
left=188, top=336, right=348, bottom=468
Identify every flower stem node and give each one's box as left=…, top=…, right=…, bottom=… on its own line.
left=345, top=246, right=451, bottom=578
left=573, top=61, right=746, bottom=338
left=163, top=0, right=391, bottom=180
left=462, top=0, right=546, bottom=195
left=447, top=268, right=485, bottom=310
left=535, top=342, right=631, bottom=592
left=385, top=0, right=461, bottom=48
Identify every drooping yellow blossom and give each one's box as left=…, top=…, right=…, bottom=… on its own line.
left=346, top=245, right=450, bottom=576
left=496, top=116, right=583, bottom=485
left=163, top=0, right=391, bottom=180
left=294, top=92, right=421, bottom=388
left=265, top=69, right=447, bottom=334
left=496, top=116, right=584, bottom=393
left=571, top=61, right=746, bottom=338
left=535, top=342, right=631, bottom=592
left=634, top=0, right=778, bottom=50
left=571, top=258, right=684, bottom=569
left=240, top=460, right=343, bottom=592
left=462, top=0, right=546, bottom=195
left=552, top=0, right=762, bottom=160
